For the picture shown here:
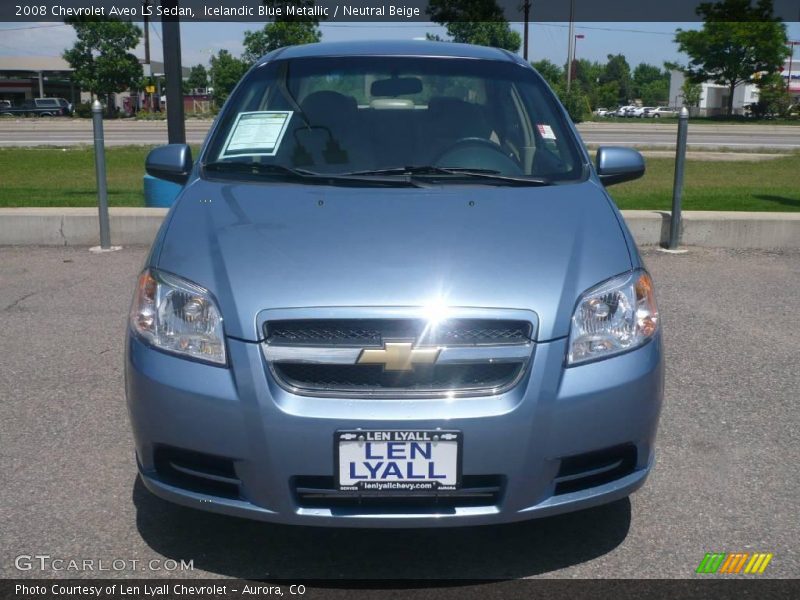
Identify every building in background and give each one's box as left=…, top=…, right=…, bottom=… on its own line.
left=668, top=59, right=799, bottom=115
left=0, top=57, right=77, bottom=105
left=781, top=57, right=800, bottom=103
left=668, top=70, right=759, bottom=116
left=0, top=56, right=190, bottom=115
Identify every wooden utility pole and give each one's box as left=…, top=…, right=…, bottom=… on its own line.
left=522, top=1, right=531, bottom=62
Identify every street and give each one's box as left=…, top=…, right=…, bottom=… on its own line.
left=0, top=118, right=799, bottom=150
left=0, top=246, right=797, bottom=579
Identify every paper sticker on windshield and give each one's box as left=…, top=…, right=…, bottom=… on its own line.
left=537, top=124, right=556, bottom=140
left=220, top=111, right=293, bottom=158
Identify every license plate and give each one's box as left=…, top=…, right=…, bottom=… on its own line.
left=336, top=430, right=461, bottom=492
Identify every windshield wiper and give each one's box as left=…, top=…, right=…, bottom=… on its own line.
left=205, top=161, right=316, bottom=178
left=203, top=161, right=423, bottom=187
left=345, top=166, right=552, bottom=186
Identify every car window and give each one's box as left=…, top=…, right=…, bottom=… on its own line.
left=205, top=56, right=584, bottom=184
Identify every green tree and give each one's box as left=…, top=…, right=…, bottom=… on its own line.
left=754, top=72, right=792, bottom=117
left=209, top=49, right=248, bottom=108
left=573, top=59, right=604, bottom=108
left=62, top=18, right=143, bottom=117
left=601, top=53, right=633, bottom=105
left=639, top=79, right=670, bottom=105
left=187, top=64, right=209, bottom=91
left=675, top=0, right=789, bottom=116
left=242, top=1, right=322, bottom=65
left=553, top=82, right=590, bottom=123
left=427, top=0, right=521, bottom=52
left=596, top=82, right=621, bottom=109
left=531, top=59, right=563, bottom=89
left=632, top=63, right=668, bottom=99
left=681, top=79, right=703, bottom=107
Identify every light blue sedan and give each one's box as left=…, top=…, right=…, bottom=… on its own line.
left=126, top=40, right=662, bottom=527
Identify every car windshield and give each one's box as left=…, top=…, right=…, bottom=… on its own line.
left=204, top=55, right=585, bottom=185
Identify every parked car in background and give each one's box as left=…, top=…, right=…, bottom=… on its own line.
left=0, top=98, right=73, bottom=117
left=644, top=107, right=677, bottom=118
left=615, top=105, right=636, bottom=117
left=129, top=40, right=662, bottom=528
left=631, top=107, right=654, bottom=118
left=34, top=98, right=73, bottom=116
left=593, top=107, right=610, bottom=117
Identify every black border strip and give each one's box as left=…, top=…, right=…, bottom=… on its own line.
left=1, top=0, right=799, bottom=23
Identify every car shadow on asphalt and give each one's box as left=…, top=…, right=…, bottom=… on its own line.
left=132, top=476, right=631, bottom=579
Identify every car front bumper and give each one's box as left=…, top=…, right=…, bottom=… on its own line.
left=126, top=332, right=663, bottom=528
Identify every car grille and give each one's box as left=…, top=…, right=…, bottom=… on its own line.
left=265, top=318, right=532, bottom=346
left=274, top=362, right=523, bottom=394
left=293, top=475, right=505, bottom=510
left=262, top=317, right=534, bottom=398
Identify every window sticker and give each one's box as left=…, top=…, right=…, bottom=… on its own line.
left=536, top=124, right=557, bottom=140
left=220, top=111, right=293, bottom=158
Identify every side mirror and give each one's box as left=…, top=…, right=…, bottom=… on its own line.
left=595, top=147, right=645, bottom=186
left=146, top=144, right=193, bottom=185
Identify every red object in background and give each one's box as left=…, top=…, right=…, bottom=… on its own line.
left=788, top=41, right=799, bottom=93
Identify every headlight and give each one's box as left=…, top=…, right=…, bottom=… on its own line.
left=129, top=268, right=226, bottom=366
left=567, top=269, right=658, bottom=365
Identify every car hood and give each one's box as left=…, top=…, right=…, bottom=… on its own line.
left=155, top=178, right=631, bottom=341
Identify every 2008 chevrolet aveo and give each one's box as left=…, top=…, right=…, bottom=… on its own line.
left=126, top=40, right=663, bottom=527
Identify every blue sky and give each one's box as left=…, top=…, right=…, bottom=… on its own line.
left=2, top=21, right=799, bottom=70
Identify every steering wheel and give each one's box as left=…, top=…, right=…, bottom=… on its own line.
left=433, top=137, right=524, bottom=175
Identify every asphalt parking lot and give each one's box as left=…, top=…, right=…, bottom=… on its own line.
left=0, top=246, right=798, bottom=580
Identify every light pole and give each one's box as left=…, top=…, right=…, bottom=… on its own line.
left=162, top=0, right=186, bottom=144
left=566, top=0, right=575, bottom=91
left=142, top=0, right=151, bottom=112
left=571, top=33, right=585, bottom=83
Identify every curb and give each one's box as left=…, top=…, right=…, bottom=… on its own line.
left=620, top=210, right=800, bottom=249
left=0, top=207, right=798, bottom=249
left=0, top=207, right=168, bottom=246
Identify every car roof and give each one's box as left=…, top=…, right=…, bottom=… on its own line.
left=257, top=40, right=521, bottom=66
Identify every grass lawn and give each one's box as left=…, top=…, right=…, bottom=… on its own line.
left=0, top=146, right=151, bottom=208
left=609, top=154, right=800, bottom=212
left=0, top=146, right=798, bottom=212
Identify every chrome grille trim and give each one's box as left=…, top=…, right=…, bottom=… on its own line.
left=263, top=342, right=533, bottom=365
left=258, top=308, right=537, bottom=399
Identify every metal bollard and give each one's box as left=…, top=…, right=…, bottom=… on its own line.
left=92, top=99, right=111, bottom=250
left=668, top=107, right=689, bottom=249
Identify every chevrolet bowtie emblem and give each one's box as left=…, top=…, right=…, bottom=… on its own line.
left=357, top=342, right=440, bottom=371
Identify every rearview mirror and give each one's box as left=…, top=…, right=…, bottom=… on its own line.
left=595, top=147, right=645, bottom=186
left=371, top=77, right=423, bottom=97
left=146, top=144, right=193, bottom=185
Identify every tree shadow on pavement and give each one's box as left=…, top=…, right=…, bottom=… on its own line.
left=132, top=476, right=631, bottom=580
